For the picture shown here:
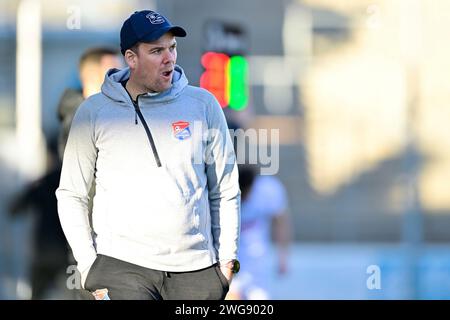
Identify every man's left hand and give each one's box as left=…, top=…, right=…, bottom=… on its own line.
left=219, top=266, right=234, bottom=284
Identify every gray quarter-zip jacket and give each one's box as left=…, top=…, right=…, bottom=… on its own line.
left=56, top=66, right=240, bottom=280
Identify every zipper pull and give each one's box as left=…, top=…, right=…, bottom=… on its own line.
left=135, top=111, right=138, bottom=125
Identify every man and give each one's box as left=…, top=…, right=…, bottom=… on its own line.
left=57, top=47, right=123, bottom=160
left=56, top=10, right=241, bottom=300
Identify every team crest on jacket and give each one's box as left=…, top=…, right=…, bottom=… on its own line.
left=172, top=121, right=191, bottom=140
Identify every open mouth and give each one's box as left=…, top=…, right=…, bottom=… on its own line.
left=162, top=70, right=173, bottom=77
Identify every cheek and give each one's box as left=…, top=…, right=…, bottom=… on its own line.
left=145, top=69, right=160, bottom=86
left=137, top=61, right=151, bottom=78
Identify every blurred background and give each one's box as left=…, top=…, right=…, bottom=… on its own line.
left=1, top=0, right=450, bottom=299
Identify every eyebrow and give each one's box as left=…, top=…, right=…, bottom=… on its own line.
left=148, top=41, right=177, bottom=51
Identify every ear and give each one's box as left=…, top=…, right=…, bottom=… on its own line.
left=124, top=49, right=138, bottom=69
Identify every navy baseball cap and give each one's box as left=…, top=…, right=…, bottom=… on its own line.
left=120, top=10, right=187, bottom=55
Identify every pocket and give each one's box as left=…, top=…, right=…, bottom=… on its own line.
left=76, top=289, right=96, bottom=300
left=214, top=265, right=230, bottom=290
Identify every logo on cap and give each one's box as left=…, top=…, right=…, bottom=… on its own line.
left=172, top=121, right=191, bottom=140
left=146, top=12, right=165, bottom=24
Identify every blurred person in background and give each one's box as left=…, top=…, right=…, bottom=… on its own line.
left=7, top=48, right=123, bottom=300
left=57, top=47, right=123, bottom=160
left=227, top=164, right=292, bottom=300
left=56, top=10, right=240, bottom=300
left=8, top=136, right=70, bottom=299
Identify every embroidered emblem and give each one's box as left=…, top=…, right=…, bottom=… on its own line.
left=146, top=12, right=165, bottom=24
left=172, top=121, right=191, bottom=140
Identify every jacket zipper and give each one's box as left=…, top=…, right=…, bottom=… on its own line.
left=132, top=94, right=162, bottom=167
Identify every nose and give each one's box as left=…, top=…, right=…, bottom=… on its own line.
left=163, top=49, right=176, bottom=64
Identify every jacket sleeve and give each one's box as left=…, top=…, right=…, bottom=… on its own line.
left=205, top=98, right=241, bottom=262
left=55, top=101, right=98, bottom=276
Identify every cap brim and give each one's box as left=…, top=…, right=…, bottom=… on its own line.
left=140, top=26, right=187, bottom=43
left=167, top=26, right=187, bottom=37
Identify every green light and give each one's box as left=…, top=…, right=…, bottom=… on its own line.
left=228, top=56, right=248, bottom=111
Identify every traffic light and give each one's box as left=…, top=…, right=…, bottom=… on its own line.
left=200, top=21, right=249, bottom=111
left=200, top=51, right=249, bottom=111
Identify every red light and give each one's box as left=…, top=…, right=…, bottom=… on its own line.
left=200, top=52, right=230, bottom=107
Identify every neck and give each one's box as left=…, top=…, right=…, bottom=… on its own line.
left=125, top=77, right=149, bottom=101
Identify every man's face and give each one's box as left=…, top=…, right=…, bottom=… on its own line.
left=128, top=33, right=177, bottom=93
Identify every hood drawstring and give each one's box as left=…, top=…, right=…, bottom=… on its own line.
left=135, top=111, right=138, bottom=125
